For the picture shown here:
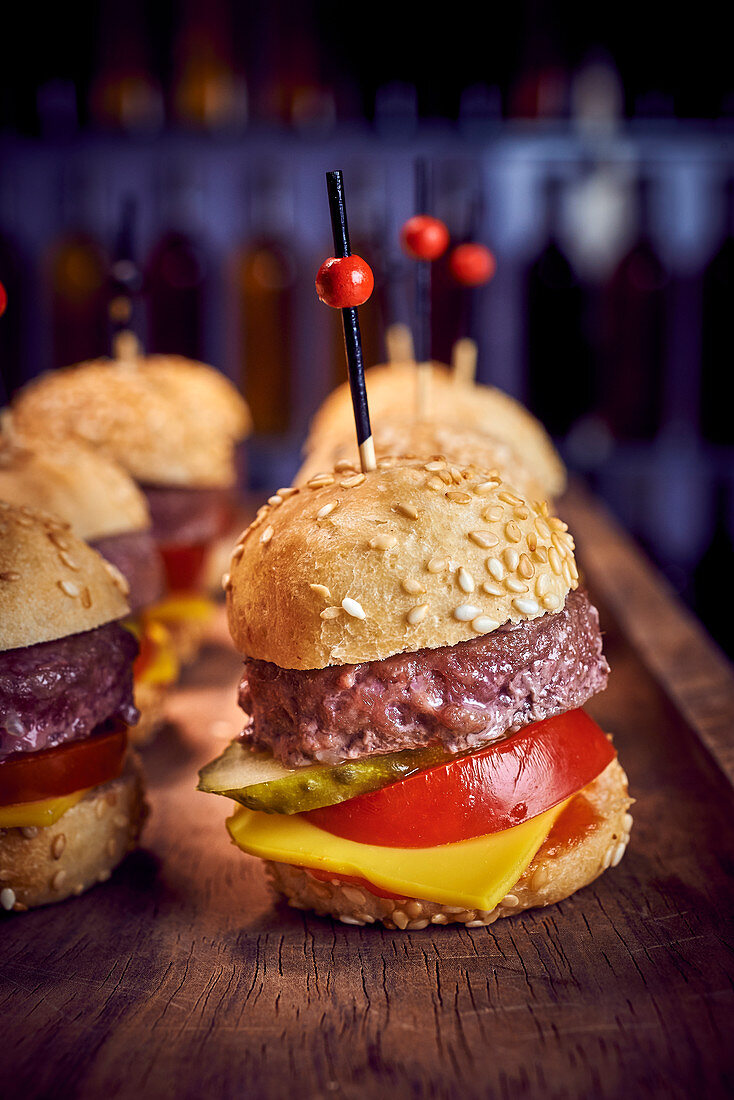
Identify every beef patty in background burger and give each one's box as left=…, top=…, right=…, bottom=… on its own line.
left=0, top=502, right=147, bottom=913
left=0, top=434, right=175, bottom=743
left=8, top=352, right=251, bottom=664
left=199, top=457, right=632, bottom=930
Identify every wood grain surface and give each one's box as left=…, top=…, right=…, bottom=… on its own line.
left=2, top=496, right=734, bottom=1100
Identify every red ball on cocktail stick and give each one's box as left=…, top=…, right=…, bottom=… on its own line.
left=316, top=255, right=374, bottom=309
left=449, top=242, right=497, bottom=287
left=400, top=215, right=450, bottom=262
left=0, top=281, right=7, bottom=318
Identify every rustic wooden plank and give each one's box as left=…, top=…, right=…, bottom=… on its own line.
left=2, top=499, right=734, bottom=1100
left=562, top=482, right=734, bottom=786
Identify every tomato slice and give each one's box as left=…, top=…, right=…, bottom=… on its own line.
left=0, top=722, right=127, bottom=807
left=159, top=542, right=210, bottom=593
left=306, top=710, right=615, bottom=848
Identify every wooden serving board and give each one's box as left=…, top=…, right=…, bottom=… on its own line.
left=2, top=487, right=734, bottom=1100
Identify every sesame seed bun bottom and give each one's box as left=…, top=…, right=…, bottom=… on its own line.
left=0, top=753, right=148, bottom=912
left=265, top=757, right=632, bottom=929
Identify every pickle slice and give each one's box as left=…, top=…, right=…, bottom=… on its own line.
left=197, top=739, right=450, bottom=814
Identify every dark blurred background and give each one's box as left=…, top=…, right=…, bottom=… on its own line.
left=0, top=1, right=732, bottom=655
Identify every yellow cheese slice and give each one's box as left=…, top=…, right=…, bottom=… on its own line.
left=149, top=594, right=216, bottom=624
left=227, top=799, right=570, bottom=911
left=0, top=789, right=89, bottom=829
left=137, top=620, right=179, bottom=687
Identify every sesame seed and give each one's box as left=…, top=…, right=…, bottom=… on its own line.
left=534, top=546, right=548, bottom=564
left=541, top=593, right=561, bottom=611
left=260, top=526, right=274, bottom=544
left=342, top=597, right=366, bottom=619
left=568, top=557, right=579, bottom=581
left=1, top=888, right=16, bottom=911
left=341, top=473, right=365, bottom=488
left=81, top=587, right=92, bottom=609
left=446, top=491, right=472, bottom=504
left=307, top=474, right=335, bottom=489
left=472, top=615, right=499, bottom=633
left=0, top=571, right=20, bottom=582
left=221, top=572, right=230, bottom=591
left=369, top=533, right=397, bottom=551
left=51, top=834, right=66, bottom=860
left=504, top=548, right=520, bottom=571
left=278, top=487, right=299, bottom=498
left=623, top=813, right=634, bottom=831
left=516, top=554, right=533, bottom=579
left=320, top=606, right=341, bottom=620
left=424, top=460, right=446, bottom=472
left=454, top=604, right=482, bottom=622
left=310, top=583, right=331, bottom=599
left=317, top=501, right=338, bottom=520
left=486, top=557, right=504, bottom=580
left=513, top=597, right=539, bottom=616
left=427, top=476, right=445, bottom=491
left=437, top=469, right=453, bottom=485
left=531, top=866, right=549, bottom=891
left=536, top=573, right=551, bottom=597
left=58, top=551, right=80, bottom=571
left=457, top=567, right=475, bottom=593
left=482, top=580, right=504, bottom=597
left=485, top=505, right=503, bottom=522
left=396, top=502, right=419, bottom=520
left=469, top=531, right=499, bottom=549
left=535, top=517, right=551, bottom=538
left=505, top=521, right=522, bottom=543
left=475, top=481, right=500, bottom=495
left=505, top=577, right=529, bottom=593
left=58, top=579, right=80, bottom=598
left=431, top=914, right=449, bottom=924
left=51, top=870, right=67, bottom=891
left=527, top=533, right=538, bottom=552
left=334, top=459, right=357, bottom=472
left=514, top=506, right=530, bottom=521
left=611, top=841, right=627, bottom=867
left=407, top=603, right=428, bottom=625
left=551, top=532, right=568, bottom=559
left=402, top=577, right=425, bottom=595
left=549, top=517, right=568, bottom=532
left=20, top=826, right=37, bottom=838
left=562, top=559, right=573, bottom=587
left=499, top=490, right=523, bottom=506
left=501, top=893, right=519, bottom=907
left=427, top=556, right=448, bottom=574
left=231, top=545, right=245, bottom=565
left=548, top=547, right=563, bottom=575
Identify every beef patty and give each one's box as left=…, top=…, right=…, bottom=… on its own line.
left=90, top=530, right=164, bottom=615
left=0, top=623, right=139, bottom=760
left=237, top=588, right=609, bottom=766
left=141, top=485, right=231, bottom=547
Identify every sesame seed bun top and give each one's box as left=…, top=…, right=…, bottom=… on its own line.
left=305, top=362, right=566, bottom=499
left=0, top=502, right=131, bottom=653
left=0, top=435, right=150, bottom=541
left=9, top=354, right=251, bottom=489
left=295, top=419, right=547, bottom=502
left=226, top=457, right=578, bottom=670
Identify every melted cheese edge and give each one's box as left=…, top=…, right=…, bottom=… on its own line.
left=227, top=799, right=570, bottom=911
left=0, top=789, right=89, bottom=829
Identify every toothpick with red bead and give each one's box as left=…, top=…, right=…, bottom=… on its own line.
left=400, top=160, right=449, bottom=418
left=448, top=186, right=497, bottom=385
left=0, top=281, right=8, bottom=406
left=316, top=170, right=376, bottom=472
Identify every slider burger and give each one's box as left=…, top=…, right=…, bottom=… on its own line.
left=296, top=419, right=547, bottom=501
left=0, top=503, right=146, bottom=912
left=0, top=434, right=172, bottom=743
left=199, top=458, right=632, bottom=929
left=10, top=354, right=251, bottom=663
left=304, top=361, right=566, bottom=499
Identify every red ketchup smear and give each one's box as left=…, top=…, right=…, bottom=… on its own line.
left=300, top=792, right=602, bottom=903
left=159, top=543, right=209, bottom=593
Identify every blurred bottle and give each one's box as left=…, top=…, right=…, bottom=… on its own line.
left=171, top=0, right=247, bottom=131
left=598, top=174, right=668, bottom=440
left=693, top=480, right=734, bottom=657
left=145, top=169, right=208, bottom=360
left=234, top=169, right=297, bottom=434
left=108, top=197, right=144, bottom=352
left=701, top=177, right=734, bottom=445
left=525, top=176, right=593, bottom=436
left=47, top=168, right=109, bottom=369
left=89, top=0, right=163, bottom=133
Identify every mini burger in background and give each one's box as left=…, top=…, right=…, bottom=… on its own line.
left=303, top=361, right=566, bottom=501
left=0, top=503, right=147, bottom=913
left=296, top=419, right=548, bottom=502
left=199, top=458, right=632, bottom=930
left=9, top=352, right=251, bottom=664
left=0, top=434, right=174, bottom=743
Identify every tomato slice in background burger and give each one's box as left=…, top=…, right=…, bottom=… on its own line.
left=0, top=722, right=127, bottom=806
left=306, top=710, right=615, bottom=848
left=159, top=542, right=210, bottom=593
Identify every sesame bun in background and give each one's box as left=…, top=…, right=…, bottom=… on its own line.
left=0, top=434, right=149, bottom=541
left=203, top=457, right=630, bottom=929
left=9, top=354, right=251, bottom=488
left=0, top=504, right=146, bottom=912
left=295, top=419, right=547, bottom=501
left=304, top=361, right=566, bottom=499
